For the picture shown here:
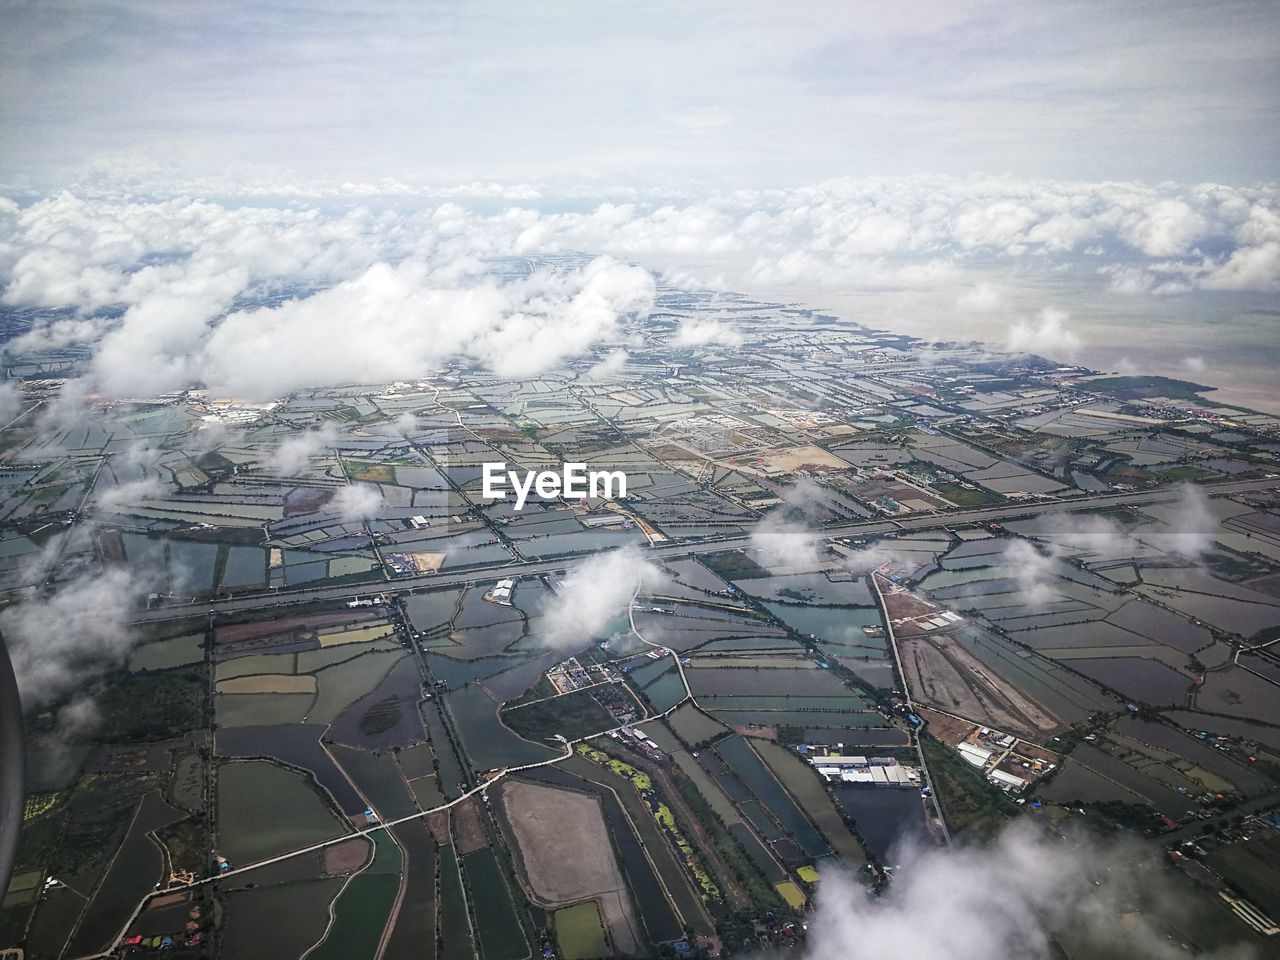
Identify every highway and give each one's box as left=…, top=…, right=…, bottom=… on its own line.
left=130, top=476, right=1276, bottom=624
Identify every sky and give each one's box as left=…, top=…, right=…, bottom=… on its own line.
left=1, top=0, right=1278, bottom=192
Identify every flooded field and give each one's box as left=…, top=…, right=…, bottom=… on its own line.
left=216, top=760, right=347, bottom=865
left=833, top=784, right=930, bottom=863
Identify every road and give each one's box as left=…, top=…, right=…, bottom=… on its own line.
left=870, top=571, right=952, bottom=846
left=130, top=476, right=1277, bottom=624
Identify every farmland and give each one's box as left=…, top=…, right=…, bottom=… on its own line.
left=2, top=280, right=1279, bottom=958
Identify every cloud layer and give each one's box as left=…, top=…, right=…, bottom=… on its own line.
left=1, top=179, right=1276, bottom=401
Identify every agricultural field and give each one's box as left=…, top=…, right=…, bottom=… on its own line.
left=554, top=901, right=609, bottom=960
left=3, top=285, right=1279, bottom=958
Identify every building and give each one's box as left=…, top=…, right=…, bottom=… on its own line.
left=988, top=769, right=1029, bottom=792
left=957, top=742, right=994, bottom=768
left=486, top=578, right=515, bottom=604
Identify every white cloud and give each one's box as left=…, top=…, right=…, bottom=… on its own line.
left=955, top=281, right=1003, bottom=313
left=269, top=424, right=338, bottom=475
left=542, top=545, right=664, bottom=652
left=585, top=349, right=628, bottom=378
left=841, top=543, right=911, bottom=575
left=670, top=317, right=743, bottom=348
left=1, top=564, right=154, bottom=708
left=330, top=483, right=385, bottom=524
left=93, top=475, right=166, bottom=514
left=393, top=411, right=420, bottom=436
left=802, top=822, right=1258, bottom=960
left=1136, top=484, right=1218, bottom=561
left=0, top=380, right=21, bottom=425
left=751, top=513, right=824, bottom=570
left=81, top=255, right=651, bottom=398
left=2, top=178, right=1278, bottom=408
left=1026, top=485, right=1217, bottom=564
left=1005, top=306, right=1081, bottom=361
left=998, top=539, right=1058, bottom=607
left=1200, top=240, right=1280, bottom=293
left=1118, top=198, right=1208, bottom=257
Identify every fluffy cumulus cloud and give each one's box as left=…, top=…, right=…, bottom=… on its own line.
left=670, top=317, right=743, bottom=348
left=751, top=514, right=824, bottom=570
left=585, top=349, right=629, bottom=379
left=997, top=539, right=1059, bottom=607
left=0, top=559, right=154, bottom=709
left=95, top=255, right=652, bottom=398
left=93, top=476, right=166, bottom=514
left=542, top=545, right=664, bottom=652
left=955, top=280, right=1004, bottom=313
left=330, top=483, right=385, bottom=524
left=1141, top=484, right=1219, bottom=561
left=802, top=823, right=1258, bottom=960
left=749, top=478, right=840, bottom=570
left=269, top=424, right=338, bottom=475
left=1005, top=307, right=1082, bottom=361
left=840, top=543, right=911, bottom=575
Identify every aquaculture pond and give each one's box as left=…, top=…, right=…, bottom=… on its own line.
left=763, top=602, right=887, bottom=652
left=832, top=784, right=930, bottom=864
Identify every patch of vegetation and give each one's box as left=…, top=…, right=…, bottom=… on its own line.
left=921, top=734, right=1017, bottom=839
left=348, top=462, right=396, bottom=483
left=1203, top=550, right=1271, bottom=582
left=155, top=813, right=209, bottom=877
left=931, top=481, right=1000, bottom=507
left=194, top=450, right=237, bottom=482
left=23, top=791, right=64, bottom=823
left=701, top=550, right=771, bottom=581
left=554, top=902, right=608, bottom=960
left=1085, top=375, right=1212, bottom=402
left=501, top=688, right=616, bottom=742
left=96, top=668, right=206, bottom=741
left=776, top=725, right=805, bottom=745
left=1156, top=465, right=1219, bottom=483
left=359, top=696, right=405, bottom=735
left=1087, top=800, right=1162, bottom=834
left=503, top=673, right=556, bottom=708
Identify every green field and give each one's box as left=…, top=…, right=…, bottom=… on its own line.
left=310, top=650, right=405, bottom=722
left=308, top=872, right=399, bottom=959
left=221, top=878, right=344, bottom=960
left=502, top=687, right=618, bottom=742
left=439, top=844, right=475, bottom=960
left=216, top=760, right=347, bottom=865
left=554, top=901, right=608, bottom=959
left=462, top=847, right=529, bottom=960
left=667, top=703, right=728, bottom=747
left=215, top=691, right=312, bottom=727
left=920, top=735, right=1015, bottom=839
left=129, top=633, right=205, bottom=671
left=96, top=669, right=206, bottom=740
